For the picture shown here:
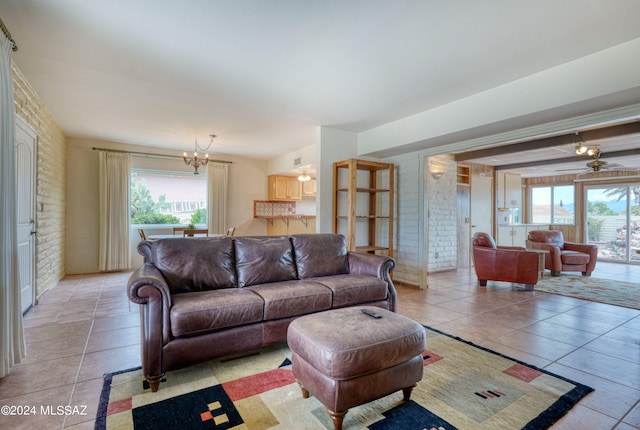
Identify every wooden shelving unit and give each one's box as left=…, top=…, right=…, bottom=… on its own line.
left=332, top=159, right=394, bottom=257
left=457, top=164, right=470, bottom=185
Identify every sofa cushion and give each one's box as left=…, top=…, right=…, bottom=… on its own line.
left=311, top=274, right=388, bottom=308
left=170, top=289, right=264, bottom=338
left=152, top=237, right=237, bottom=293
left=247, top=280, right=332, bottom=320
left=291, top=234, right=348, bottom=278
left=235, top=236, right=298, bottom=287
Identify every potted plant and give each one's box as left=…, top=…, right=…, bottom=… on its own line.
left=186, top=223, right=196, bottom=237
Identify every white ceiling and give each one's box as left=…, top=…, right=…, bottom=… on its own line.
left=2, top=0, right=640, bottom=168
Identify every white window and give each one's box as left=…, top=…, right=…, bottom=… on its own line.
left=530, top=185, right=575, bottom=225
left=130, top=170, right=207, bottom=225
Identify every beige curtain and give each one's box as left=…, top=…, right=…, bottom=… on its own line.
left=0, top=30, right=26, bottom=378
left=207, top=162, right=229, bottom=234
left=98, top=151, right=131, bottom=271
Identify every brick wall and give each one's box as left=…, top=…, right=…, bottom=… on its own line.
left=12, top=63, right=66, bottom=297
left=426, top=154, right=458, bottom=273
left=386, top=152, right=458, bottom=288
left=387, top=153, right=424, bottom=286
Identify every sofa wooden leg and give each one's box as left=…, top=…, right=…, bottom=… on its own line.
left=149, top=380, right=160, bottom=392
left=552, top=271, right=561, bottom=276
left=479, top=280, right=487, bottom=286
left=402, top=384, right=416, bottom=401
left=327, top=409, right=347, bottom=430
left=582, top=271, right=592, bottom=276
left=524, top=284, right=534, bottom=291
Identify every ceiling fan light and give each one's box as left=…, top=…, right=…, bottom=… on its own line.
left=575, top=144, right=587, bottom=154
left=587, top=148, right=599, bottom=157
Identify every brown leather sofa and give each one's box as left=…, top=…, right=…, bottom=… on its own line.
left=127, top=233, right=396, bottom=392
left=471, top=232, right=540, bottom=290
left=526, top=230, right=597, bottom=276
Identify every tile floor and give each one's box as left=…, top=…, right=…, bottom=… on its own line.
left=0, top=262, right=638, bottom=429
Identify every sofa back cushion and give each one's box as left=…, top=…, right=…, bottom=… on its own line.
left=291, top=234, right=348, bottom=279
left=151, top=237, right=237, bottom=294
left=235, top=236, right=297, bottom=287
left=528, top=230, right=564, bottom=247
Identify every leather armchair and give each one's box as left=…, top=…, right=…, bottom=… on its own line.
left=526, top=230, right=597, bottom=276
left=472, top=232, right=540, bottom=291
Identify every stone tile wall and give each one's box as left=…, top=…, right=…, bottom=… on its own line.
left=12, top=62, right=66, bottom=297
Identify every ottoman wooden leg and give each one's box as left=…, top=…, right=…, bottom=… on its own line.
left=327, top=409, right=347, bottom=430
left=298, top=383, right=310, bottom=399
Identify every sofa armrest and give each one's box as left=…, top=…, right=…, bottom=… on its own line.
left=348, top=252, right=397, bottom=311
left=563, top=241, right=597, bottom=255
left=497, top=245, right=526, bottom=251
left=127, top=263, right=171, bottom=305
left=127, top=263, right=173, bottom=345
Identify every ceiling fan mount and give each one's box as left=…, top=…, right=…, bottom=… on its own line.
left=586, top=159, right=608, bottom=172
left=587, top=146, right=609, bottom=172
left=585, top=146, right=608, bottom=171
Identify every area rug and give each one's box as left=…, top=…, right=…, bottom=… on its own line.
left=96, top=326, right=593, bottom=430
left=535, top=274, right=640, bottom=310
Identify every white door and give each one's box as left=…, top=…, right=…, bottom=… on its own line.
left=15, top=117, right=37, bottom=314
left=457, top=184, right=471, bottom=268
left=470, top=174, right=493, bottom=239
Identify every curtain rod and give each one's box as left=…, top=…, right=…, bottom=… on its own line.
left=0, top=18, right=17, bottom=51
left=91, top=147, right=232, bottom=164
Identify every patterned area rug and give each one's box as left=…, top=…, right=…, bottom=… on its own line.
left=535, top=274, right=640, bottom=309
left=96, top=326, right=593, bottom=430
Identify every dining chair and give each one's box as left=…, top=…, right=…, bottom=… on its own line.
left=226, top=227, right=236, bottom=236
left=183, top=229, right=209, bottom=237
left=138, top=229, right=147, bottom=241
left=172, top=227, right=185, bottom=236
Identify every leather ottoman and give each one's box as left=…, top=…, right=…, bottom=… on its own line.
left=287, top=306, right=426, bottom=430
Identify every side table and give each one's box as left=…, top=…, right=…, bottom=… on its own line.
left=528, top=249, right=549, bottom=279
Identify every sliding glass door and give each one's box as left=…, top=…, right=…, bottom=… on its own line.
left=585, top=183, right=640, bottom=263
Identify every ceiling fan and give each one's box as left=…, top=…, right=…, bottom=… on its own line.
left=557, top=146, right=627, bottom=173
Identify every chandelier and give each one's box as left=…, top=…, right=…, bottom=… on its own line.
left=183, top=134, right=215, bottom=174
left=297, top=170, right=311, bottom=182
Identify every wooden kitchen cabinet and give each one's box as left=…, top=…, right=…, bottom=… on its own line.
left=302, top=179, right=316, bottom=196
left=268, top=175, right=302, bottom=200
left=497, top=224, right=549, bottom=247
left=496, top=172, right=522, bottom=209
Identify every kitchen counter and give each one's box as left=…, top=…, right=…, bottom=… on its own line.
left=254, top=215, right=315, bottom=219
left=498, top=223, right=549, bottom=227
